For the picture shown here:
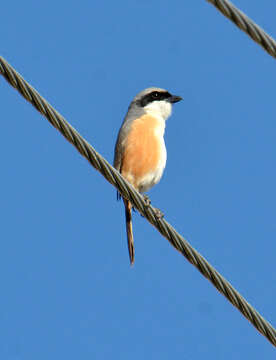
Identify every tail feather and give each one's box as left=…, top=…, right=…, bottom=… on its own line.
left=123, top=199, right=134, bottom=265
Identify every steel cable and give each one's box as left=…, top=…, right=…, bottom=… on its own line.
left=206, top=0, right=276, bottom=59
left=1, top=56, right=276, bottom=346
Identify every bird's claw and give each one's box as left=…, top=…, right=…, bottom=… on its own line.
left=154, top=207, right=164, bottom=219
left=141, top=195, right=164, bottom=219
left=143, top=194, right=151, bottom=206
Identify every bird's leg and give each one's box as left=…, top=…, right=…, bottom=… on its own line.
left=143, top=194, right=151, bottom=206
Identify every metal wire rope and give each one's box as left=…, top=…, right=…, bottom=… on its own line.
left=1, top=56, right=276, bottom=346
left=206, top=0, right=276, bottom=59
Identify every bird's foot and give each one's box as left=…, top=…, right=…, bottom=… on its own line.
left=143, top=194, right=151, bottom=206
left=153, top=207, right=164, bottom=219
left=140, top=195, right=150, bottom=217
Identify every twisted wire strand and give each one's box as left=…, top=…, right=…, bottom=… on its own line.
left=1, top=56, right=276, bottom=346
left=206, top=0, right=276, bottom=59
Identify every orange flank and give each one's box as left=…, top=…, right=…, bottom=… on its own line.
left=121, top=114, right=162, bottom=189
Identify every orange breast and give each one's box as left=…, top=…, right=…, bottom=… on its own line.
left=121, top=114, right=163, bottom=189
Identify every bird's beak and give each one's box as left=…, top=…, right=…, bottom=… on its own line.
left=168, top=95, right=182, bottom=103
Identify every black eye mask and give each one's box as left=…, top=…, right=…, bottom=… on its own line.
left=139, top=91, right=172, bottom=107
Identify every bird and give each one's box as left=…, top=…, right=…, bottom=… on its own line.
left=114, top=87, right=182, bottom=265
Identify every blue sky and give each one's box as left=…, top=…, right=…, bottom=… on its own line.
left=1, top=0, right=276, bottom=358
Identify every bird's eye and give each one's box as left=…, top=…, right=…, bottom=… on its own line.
left=151, top=92, right=159, bottom=99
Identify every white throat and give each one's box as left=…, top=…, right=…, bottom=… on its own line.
left=144, top=100, right=172, bottom=121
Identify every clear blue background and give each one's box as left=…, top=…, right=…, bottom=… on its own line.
left=1, top=1, right=276, bottom=358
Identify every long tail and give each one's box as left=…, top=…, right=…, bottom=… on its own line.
left=123, top=198, right=134, bottom=265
